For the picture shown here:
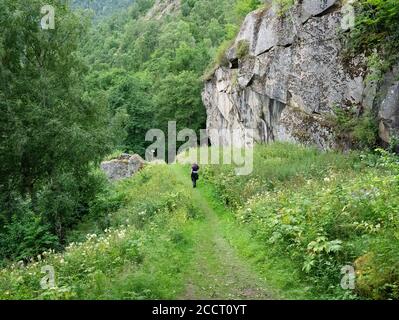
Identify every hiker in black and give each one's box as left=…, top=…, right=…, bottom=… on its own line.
left=191, top=163, right=200, bottom=188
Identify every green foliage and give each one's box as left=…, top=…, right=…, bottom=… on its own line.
left=154, top=71, right=207, bottom=135
left=204, top=143, right=399, bottom=299
left=0, top=0, right=113, bottom=261
left=0, top=206, right=58, bottom=265
left=203, top=143, right=358, bottom=209
left=235, top=0, right=262, bottom=18
left=0, top=0, right=271, bottom=269
left=205, top=0, right=263, bottom=72
left=365, top=51, right=391, bottom=84
left=72, top=0, right=136, bottom=19
left=80, top=0, right=251, bottom=156
left=347, top=0, right=399, bottom=78
left=273, top=0, right=296, bottom=16
left=128, top=0, right=156, bottom=19
left=237, top=40, right=250, bottom=59
left=350, top=0, right=399, bottom=55
left=388, top=135, right=399, bottom=153
left=2, top=144, right=399, bottom=300
left=4, top=0, right=398, bottom=301
left=107, top=73, right=155, bottom=155
left=0, top=165, right=200, bottom=299
left=77, top=0, right=270, bottom=157
left=215, top=40, right=234, bottom=68
left=331, top=107, right=379, bottom=149
left=352, top=113, right=379, bottom=149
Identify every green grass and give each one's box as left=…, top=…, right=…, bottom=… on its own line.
left=198, top=183, right=307, bottom=299
left=201, top=143, right=359, bottom=209
left=203, top=143, right=399, bottom=300
left=1, top=143, right=398, bottom=300
left=0, top=165, right=202, bottom=299
left=172, top=165, right=274, bottom=300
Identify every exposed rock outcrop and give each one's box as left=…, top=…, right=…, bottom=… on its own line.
left=101, top=154, right=145, bottom=181
left=202, top=0, right=399, bottom=149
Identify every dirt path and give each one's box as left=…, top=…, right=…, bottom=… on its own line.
left=171, top=165, right=274, bottom=300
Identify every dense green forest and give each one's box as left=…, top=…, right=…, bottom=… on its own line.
left=1, top=0, right=399, bottom=301
left=72, top=0, right=135, bottom=17
left=0, top=0, right=115, bottom=263
left=0, top=0, right=262, bottom=266
left=80, top=0, right=262, bottom=154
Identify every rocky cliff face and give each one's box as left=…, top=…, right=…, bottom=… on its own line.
left=202, top=0, right=399, bottom=149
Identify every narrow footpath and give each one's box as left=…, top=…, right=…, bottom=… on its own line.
left=171, top=165, right=274, bottom=300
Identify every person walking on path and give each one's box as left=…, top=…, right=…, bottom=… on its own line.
left=191, top=163, right=200, bottom=188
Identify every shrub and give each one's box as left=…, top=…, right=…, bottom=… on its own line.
left=350, top=0, right=399, bottom=55
left=0, top=165, right=200, bottom=299
left=347, top=0, right=399, bottom=77
left=204, top=143, right=399, bottom=299
left=237, top=40, right=250, bottom=59
left=235, top=0, right=262, bottom=19
left=332, top=107, right=378, bottom=149
left=0, top=210, right=58, bottom=265
left=273, top=0, right=296, bottom=16
left=215, top=40, right=233, bottom=67
left=352, top=112, right=379, bottom=149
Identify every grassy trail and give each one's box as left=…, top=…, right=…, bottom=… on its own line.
left=171, top=165, right=275, bottom=300
left=3, top=146, right=398, bottom=300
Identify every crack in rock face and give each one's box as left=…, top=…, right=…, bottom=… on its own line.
left=202, top=0, right=398, bottom=150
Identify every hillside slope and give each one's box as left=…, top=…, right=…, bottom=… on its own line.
left=72, top=0, right=135, bottom=18
left=78, top=0, right=262, bottom=155
left=1, top=144, right=398, bottom=300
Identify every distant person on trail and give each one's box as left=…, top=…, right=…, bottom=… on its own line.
left=191, top=163, right=200, bottom=188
